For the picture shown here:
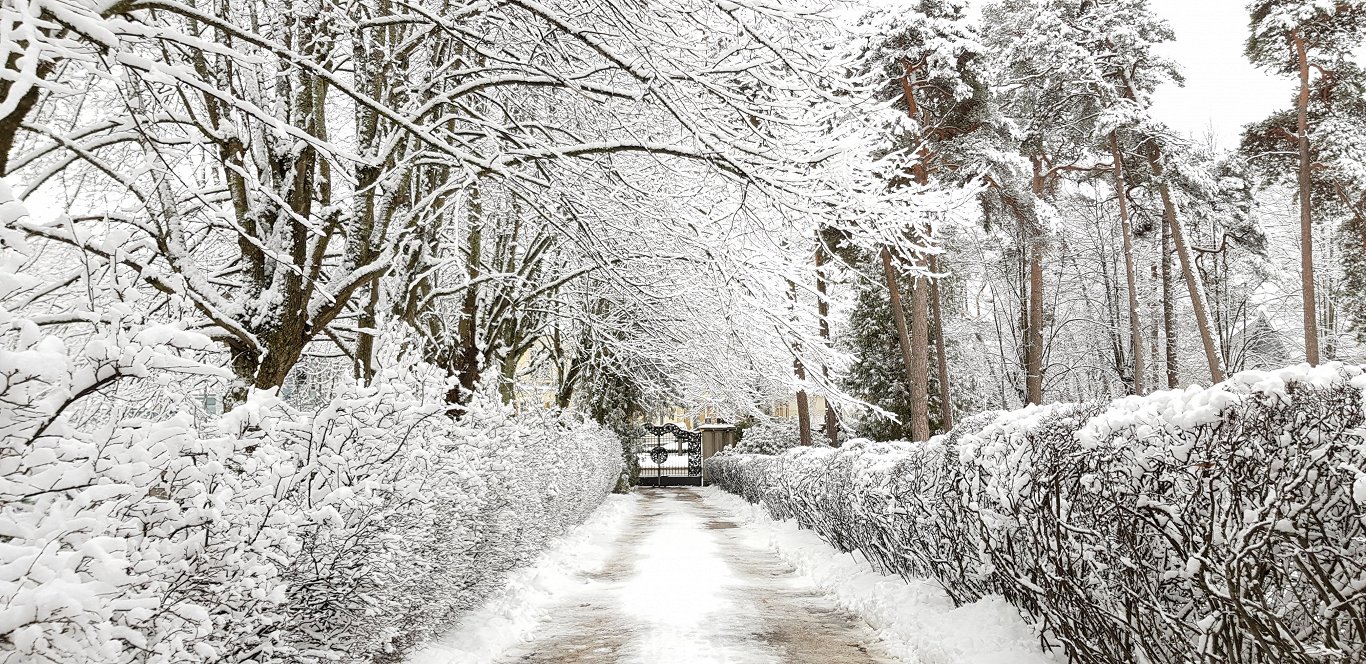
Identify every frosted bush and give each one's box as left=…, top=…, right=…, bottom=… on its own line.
left=727, top=418, right=805, bottom=455
left=1, top=362, right=620, bottom=663
left=0, top=246, right=621, bottom=664
left=709, top=363, right=1366, bottom=664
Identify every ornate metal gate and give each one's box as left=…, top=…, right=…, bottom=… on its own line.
left=635, top=423, right=703, bottom=486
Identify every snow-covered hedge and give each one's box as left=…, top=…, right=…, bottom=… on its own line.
left=0, top=328, right=621, bottom=663
left=708, top=364, right=1366, bottom=664
left=727, top=418, right=805, bottom=455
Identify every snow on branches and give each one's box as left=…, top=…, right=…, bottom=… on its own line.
left=0, top=227, right=622, bottom=664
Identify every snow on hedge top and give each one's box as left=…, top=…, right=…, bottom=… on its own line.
left=1076, top=362, right=1366, bottom=450
left=955, top=402, right=1084, bottom=468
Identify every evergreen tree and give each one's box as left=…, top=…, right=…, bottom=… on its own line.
left=1246, top=0, right=1366, bottom=364
left=844, top=266, right=945, bottom=441
left=849, top=0, right=988, bottom=436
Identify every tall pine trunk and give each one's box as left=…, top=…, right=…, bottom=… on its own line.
left=909, top=269, right=931, bottom=441
left=894, top=70, right=933, bottom=440
left=928, top=254, right=953, bottom=432
left=1027, top=242, right=1044, bottom=404
left=1294, top=33, right=1321, bottom=365
left=880, top=247, right=927, bottom=441
left=1162, top=218, right=1179, bottom=388
left=1149, top=300, right=1161, bottom=391
left=1023, top=163, right=1046, bottom=405
left=1108, top=132, right=1145, bottom=395
left=1147, top=143, right=1225, bottom=384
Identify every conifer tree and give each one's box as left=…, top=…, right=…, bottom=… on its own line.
left=1246, top=0, right=1366, bottom=364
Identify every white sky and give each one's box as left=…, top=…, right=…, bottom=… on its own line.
left=1145, top=0, right=1293, bottom=149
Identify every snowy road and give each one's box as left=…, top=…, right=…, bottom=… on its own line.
left=410, top=487, right=1055, bottom=664
left=491, top=488, right=895, bottom=663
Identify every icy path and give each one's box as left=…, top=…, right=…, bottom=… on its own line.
left=410, top=487, right=1055, bottom=664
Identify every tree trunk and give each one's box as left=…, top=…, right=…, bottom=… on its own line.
left=1024, top=164, right=1046, bottom=405
left=1019, top=245, right=1029, bottom=401
left=1149, top=302, right=1161, bottom=392
left=0, top=18, right=70, bottom=176
left=357, top=282, right=381, bottom=383
left=788, top=278, right=813, bottom=446
left=880, top=246, right=926, bottom=440
left=1294, top=33, right=1321, bottom=366
left=1026, top=241, right=1044, bottom=404
left=909, top=268, right=931, bottom=442
left=793, top=366, right=813, bottom=446
left=894, top=68, right=933, bottom=440
left=223, top=326, right=309, bottom=408
left=815, top=240, right=839, bottom=444
left=452, top=188, right=485, bottom=405
left=928, top=254, right=954, bottom=433
left=1109, top=132, right=1145, bottom=395
left=498, top=352, right=519, bottom=404
left=1162, top=218, right=1179, bottom=388
left=1147, top=143, right=1225, bottom=384
left=0, top=85, right=39, bottom=176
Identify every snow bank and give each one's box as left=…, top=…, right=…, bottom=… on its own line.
left=708, top=363, right=1366, bottom=664
left=406, top=493, right=638, bottom=664
left=707, top=489, right=1057, bottom=664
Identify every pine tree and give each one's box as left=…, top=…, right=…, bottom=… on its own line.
left=1243, top=56, right=1366, bottom=358
left=853, top=0, right=987, bottom=435
left=1246, top=0, right=1366, bottom=365
left=844, top=264, right=949, bottom=440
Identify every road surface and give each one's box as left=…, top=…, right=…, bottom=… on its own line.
left=492, top=488, right=898, bottom=664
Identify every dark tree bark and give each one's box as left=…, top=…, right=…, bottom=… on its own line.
left=1146, top=143, right=1225, bottom=384
left=788, top=279, right=813, bottom=446
left=881, top=246, right=925, bottom=439
left=895, top=69, right=933, bottom=440
left=1293, top=32, right=1321, bottom=365
left=908, top=269, right=931, bottom=442
left=1162, top=218, right=1179, bottom=388
left=815, top=240, right=839, bottom=443
left=1109, top=132, right=1145, bottom=395
left=1023, top=162, right=1047, bottom=405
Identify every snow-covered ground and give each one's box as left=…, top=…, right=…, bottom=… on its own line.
left=706, top=490, right=1059, bottom=664
left=408, top=487, right=1057, bottom=664
left=406, top=494, right=641, bottom=663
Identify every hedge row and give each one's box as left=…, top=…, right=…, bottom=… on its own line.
left=1, top=331, right=622, bottom=664
left=708, top=364, right=1366, bottom=663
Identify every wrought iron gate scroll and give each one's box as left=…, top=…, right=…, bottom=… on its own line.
left=636, top=423, right=703, bottom=486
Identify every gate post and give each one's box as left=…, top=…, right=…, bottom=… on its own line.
left=699, top=424, right=736, bottom=484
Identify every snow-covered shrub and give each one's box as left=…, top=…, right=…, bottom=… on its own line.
left=708, top=363, right=1366, bottom=664
left=728, top=418, right=804, bottom=455
left=1, top=186, right=621, bottom=664
left=1, top=363, right=620, bottom=663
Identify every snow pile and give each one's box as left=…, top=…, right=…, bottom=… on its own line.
left=708, top=363, right=1366, bottom=664
left=708, top=489, right=1057, bottom=664
left=407, top=493, right=638, bottom=664
left=0, top=322, right=622, bottom=662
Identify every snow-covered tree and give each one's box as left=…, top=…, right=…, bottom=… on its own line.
left=835, top=0, right=987, bottom=438
left=1246, top=0, right=1366, bottom=364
